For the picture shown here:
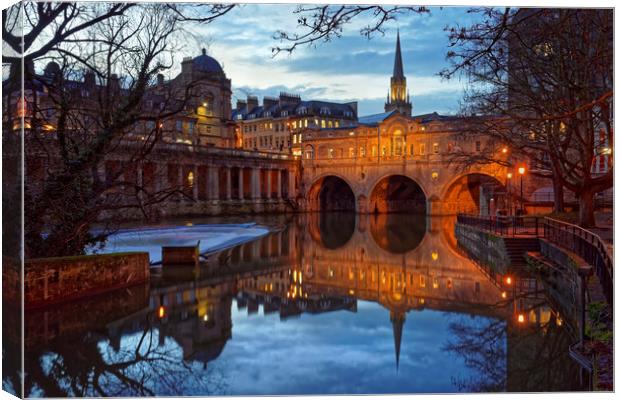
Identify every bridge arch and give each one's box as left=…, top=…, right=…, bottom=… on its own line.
left=307, top=174, right=356, bottom=212
left=441, top=172, right=507, bottom=215
left=368, top=174, right=428, bottom=214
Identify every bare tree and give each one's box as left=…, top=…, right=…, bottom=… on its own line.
left=441, top=8, right=613, bottom=227
left=272, top=4, right=428, bottom=55
left=2, top=3, right=236, bottom=258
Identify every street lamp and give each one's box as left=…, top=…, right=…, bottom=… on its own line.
left=506, top=172, right=513, bottom=215
left=518, top=167, right=526, bottom=215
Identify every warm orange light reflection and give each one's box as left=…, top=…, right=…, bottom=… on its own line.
left=505, top=276, right=512, bottom=285
left=507, top=172, right=513, bottom=179
left=501, top=291, right=507, bottom=299
left=518, top=314, right=525, bottom=323
left=158, top=306, right=166, bottom=319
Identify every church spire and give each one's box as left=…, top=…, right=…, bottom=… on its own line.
left=393, top=29, right=404, bottom=79
left=385, top=30, right=412, bottom=116
left=391, top=311, right=405, bottom=370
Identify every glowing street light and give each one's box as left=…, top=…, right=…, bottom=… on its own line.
left=518, top=167, right=526, bottom=215
left=518, top=313, right=525, bottom=323
left=502, top=147, right=508, bottom=154
left=505, top=276, right=512, bottom=285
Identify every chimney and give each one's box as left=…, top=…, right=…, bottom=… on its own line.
left=157, top=73, right=164, bottom=85
left=263, top=96, right=278, bottom=111
left=236, top=99, right=247, bottom=111
left=84, top=70, right=95, bottom=86
left=279, top=92, right=301, bottom=107
left=181, top=56, right=192, bottom=77
left=246, top=95, right=258, bottom=112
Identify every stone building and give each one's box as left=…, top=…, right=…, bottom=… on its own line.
left=232, top=92, right=358, bottom=156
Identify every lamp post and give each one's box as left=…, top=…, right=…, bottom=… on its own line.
left=518, top=167, right=525, bottom=215
left=506, top=172, right=513, bottom=216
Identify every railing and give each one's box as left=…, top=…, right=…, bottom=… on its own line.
left=543, top=218, right=613, bottom=307
left=456, top=214, right=543, bottom=236
left=457, top=213, right=613, bottom=306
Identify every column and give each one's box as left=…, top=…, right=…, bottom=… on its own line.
left=226, top=167, right=232, bottom=200
left=251, top=168, right=260, bottom=199
left=192, top=165, right=198, bottom=200
left=238, top=167, right=244, bottom=200
left=208, top=166, right=219, bottom=200
left=288, top=169, right=295, bottom=200
left=267, top=169, right=273, bottom=199
left=276, top=169, right=282, bottom=199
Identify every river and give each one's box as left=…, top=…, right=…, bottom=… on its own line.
left=3, top=213, right=584, bottom=396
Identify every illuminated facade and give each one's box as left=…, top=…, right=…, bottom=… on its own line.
left=232, top=92, right=358, bottom=156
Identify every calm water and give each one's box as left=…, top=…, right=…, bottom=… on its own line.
left=5, top=214, right=585, bottom=396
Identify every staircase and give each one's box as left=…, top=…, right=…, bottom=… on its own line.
left=504, top=237, right=540, bottom=266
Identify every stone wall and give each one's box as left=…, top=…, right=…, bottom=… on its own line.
left=454, top=223, right=512, bottom=274
left=22, top=252, right=149, bottom=308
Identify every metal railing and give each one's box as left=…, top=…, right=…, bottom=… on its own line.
left=543, top=218, right=613, bottom=307
left=457, top=213, right=613, bottom=306
left=456, top=214, right=543, bottom=236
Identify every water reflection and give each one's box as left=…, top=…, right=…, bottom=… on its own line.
left=8, top=213, right=583, bottom=396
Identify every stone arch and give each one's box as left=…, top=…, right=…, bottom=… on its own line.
left=369, top=174, right=427, bottom=214
left=307, top=174, right=356, bottom=212
left=307, top=212, right=356, bottom=249
left=369, top=213, right=426, bottom=254
left=441, top=172, right=507, bottom=215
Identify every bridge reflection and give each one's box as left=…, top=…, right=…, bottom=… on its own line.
left=10, top=214, right=577, bottom=396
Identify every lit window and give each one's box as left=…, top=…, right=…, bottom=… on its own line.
left=419, top=275, right=426, bottom=288
left=321, top=120, right=326, bottom=129
left=360, top=146, right=366, bottom=157
left=328, top=120, right=333, bottom=128
left=328, top=148, right=334, bottom=158
left=349, top=147, right=355, bottom=157
left=335, top=121, right=339, bottom=128
left=419, top=143, right=426, bottom=155
left=433, top=143, right=439, bottom=154
left=187, top=171, right=194, bottom=188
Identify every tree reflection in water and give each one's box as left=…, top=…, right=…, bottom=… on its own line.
left=26, top=320, right=228, bottom=397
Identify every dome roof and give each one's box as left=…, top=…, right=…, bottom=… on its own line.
left=193, top=48, right=223, bottom=74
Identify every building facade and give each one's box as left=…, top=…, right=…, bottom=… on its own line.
left=232, top=92, right=358, bottom=156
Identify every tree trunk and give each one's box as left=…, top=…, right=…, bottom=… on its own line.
left=578, top=189, right=596, bottom=228
left=553, top=178, right=565, bottom=213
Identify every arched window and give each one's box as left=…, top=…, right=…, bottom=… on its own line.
left=198, top=93, right=215, bottom=116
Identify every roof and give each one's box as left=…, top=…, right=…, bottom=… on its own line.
left=192, top=49, right=223, bottom=74
left=357, top=110, right=397, bottom=126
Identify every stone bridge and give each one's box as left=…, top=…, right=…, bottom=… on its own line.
left=297, top=111, right=545, bottom=215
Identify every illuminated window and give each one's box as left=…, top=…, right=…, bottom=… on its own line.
left=187, top=171, right=194, bottom=187
left=304, top=119, right=308, bottom=128
left=360, top=146, right=366, bottom=157
left=419, top=275, right=426, bottom=288
left=328, top=148, right=335, bottom=158
left=349, top=147, right=355, bottom=158
left=433, top=143, right=439, bottom=154
left=321, top=120, right=326, bottom=129
left=419, top=143, right=426, bottom=155
left=372, top=146, right=377, bottom=157
left=381, top=146, right=386, bottom=156
left=335, top=121, right=339, bottom=128
left=328, top=120, right=333, bottom=128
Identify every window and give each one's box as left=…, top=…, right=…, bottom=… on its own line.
left=299, top=134, right=303, bottom=143
left=410, top=144, right=414, bottom=155
left=328, top=120, right=333, bottom=128
left=419, top=143, right=426, bottom=155
left=188, top=121, right=195, bottom=135
left=360, top=146, right=366, bottom=157
left=304, top=119, right=308, bottom=128
left=419, top=275, right=426, bottom=288
left=372, top=146, right=377, bottom=157
left=433, top=143, right=439, bottom=154
left=281, top=111, right=288, bottom=117
left=381, top=146, right=387, bottom=156
left=321, top=120, right=326, bottom=129
left=349, top=147, right=355, bottom=157
left=335, top=121, right=339, bottom=128
left=328, top=148, right=335, bottom=158
left=176, top=120, right=183, bottom=132
left=293, top=135, right=297, bottom=144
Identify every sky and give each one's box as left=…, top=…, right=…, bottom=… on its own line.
left=180, top=5, right=481, bottom=117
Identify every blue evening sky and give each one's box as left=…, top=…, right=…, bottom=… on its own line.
left=182, top=5, right=481, bottom=117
